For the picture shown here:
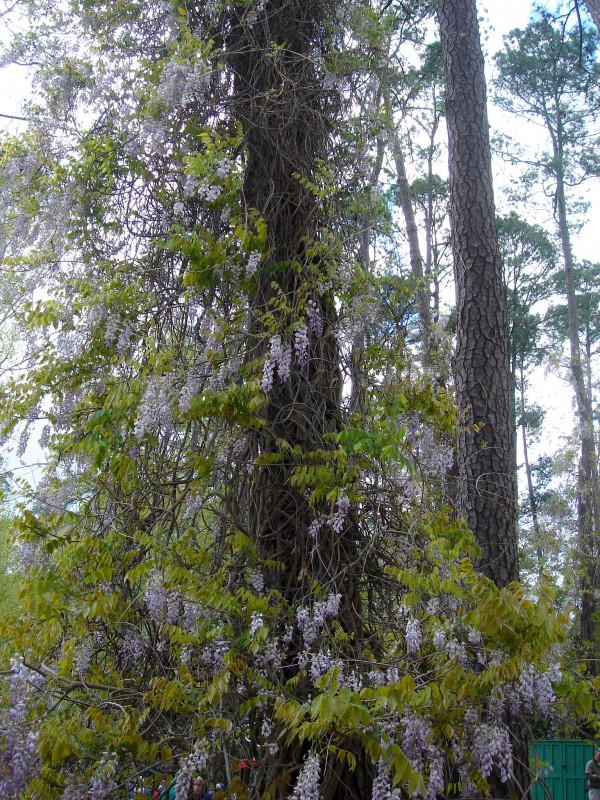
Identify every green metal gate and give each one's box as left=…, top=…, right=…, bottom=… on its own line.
left=530, top=741, right=597, bottom=800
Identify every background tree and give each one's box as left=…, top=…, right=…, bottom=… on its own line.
left=495, top=10, right=600, bottom=667
left=546, top=260, right=600, bottom=403
left=497, top=213, right=557, bottom=579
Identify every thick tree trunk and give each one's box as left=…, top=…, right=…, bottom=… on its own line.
left=437, top=2, right=525, bottom=790
left=227, top=2, right=371, bottom=796
left=582, top=0, right=600, bottom=31
left=437, top=0, right=518, bottom=589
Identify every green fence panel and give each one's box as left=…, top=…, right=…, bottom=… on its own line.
left=530, top=740, right=597, bottom=800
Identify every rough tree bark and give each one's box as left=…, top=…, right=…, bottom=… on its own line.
left=436, top=0, right=518, bottom=589
left=582, top=0, right=600, bottom=31
left=227, top=2, right=372, bottom=796
left=437, top=1, right=525, bottom=792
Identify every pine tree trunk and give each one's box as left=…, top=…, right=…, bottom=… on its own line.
left=385, top=100, right=433, bottom=369
left=554, top=150, right=600, bottom=667
left=583, top=0, right=600, bottom=31
left=437, top=1, right=525, bottom=790
left=519, top=365, right=543, bottom=577
left=437, top=0, right=518, bottom=589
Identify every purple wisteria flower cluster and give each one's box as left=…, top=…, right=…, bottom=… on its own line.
left=250, top=612, right=264, bottom=639
left=174, top=740, right=208, bottom=800
left=158, top=59, right=211, bottom=109
left=294, top=325, right=309, bottom=365
left=246, top=251, right=261, bottom=276
left=401, top=712, right=432, bottom=774
left=471, top=723, right=512, bottom=784
left=0, top=658, right=42, bottom=799
left=372, top=759, right=401, bottom=800
left=134, top=375, right=174, bottom=439
left=308, top=495, right=351, bottom=539
left=89, top=755, right=118, bottom=800
left=405, top=617, right=421, bottom=654
left=306, top=299, right=323, bottom=338
left=120, top=629, right=145, bottom=667
left=262, top=335, right=292, bottom=392
left=145, top=573, right=181, bottom=626
left=518, top=663, right=556, bottom=716
left=290, top=752, right=321, bottom=800
left=202, top=637, right=229, bottom=671
left=296, top=593, right=341, bottom=648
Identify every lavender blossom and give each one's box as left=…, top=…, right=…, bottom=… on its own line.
left=309, top=650, right=343, bottom=683
left=89, top=756, right=118, bottom=800
left=250, top=612, right=264, bottom=639
left=426, top=748, right=445, bottom=800
left=262, top=335, right=292, bottom=392
left=179, top=373, right=198, bottom=414
left=158, top=59, right=210, bottom=109
left=328, top=495, right=350, bottom=533
left=296, top=607, right=318, bottom=648
left=166, top=592, right=181, bottom=626
left=216, top=160, right=231, bottom=180
left=290, top=753, right=321, bottom=800
left=432, top=626, right=446, bottom=649
left=263, top=640, right=283, bottom=670
left=61, top=777, right=88, bottom=800
left=518, top=665, right=535, bottom=712
left=183, top=601, right=201, bottom=631
left=174, top=741, right=208, bottom=800
left=246, top=251, right=261, bottom=276
left=144, top=574, right=169, bottom=623
left=250, top=569, right=265, bottom=592
left=73, top=639, right=93, bottom=675
left=120, top=629, right=145, bottom=667
left=535, top=672, right=555, bottom=717
left=134, top=375, right=174, bottom=439
left=294, top=325, right=309, bottom=365
left=401, top=713, right=432, bottom=772
left=471, top=724, right=512, bottom=784
left=0, top=658, right=42, bottom=799
left=405, top=617, right=421, bottom=654
left=198, top=184, right=222, bottom=203
left=202, top=638, right=229, bottom=672
left=372, top=759, right=401, bottom=800
left=306, top=300, right=323, bottom=337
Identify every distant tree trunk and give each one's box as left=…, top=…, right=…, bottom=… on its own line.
left=351, top=133, right=385, bottom=419
left=582, top=0, right=600, bottom=31
left=554, top=142, right=600, bottom=666
left=424, top=129, right=437, bottom=316
left=509, top=293, right=519, bottom=542
left=519, top=365, right=543, bottom=577
left=384, top=101, right=433, bottom=369
left=437, top=0, right=518, bottom=588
